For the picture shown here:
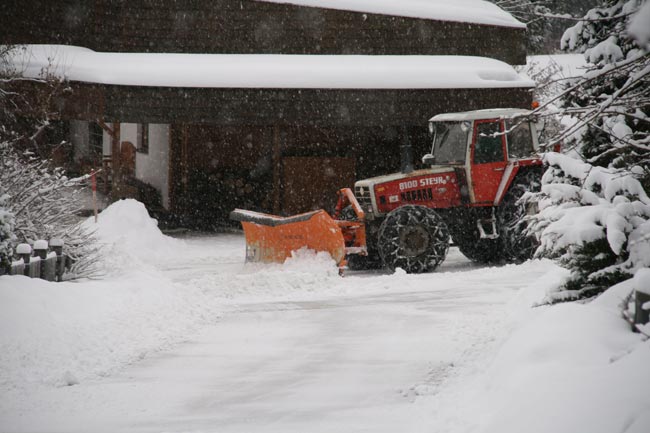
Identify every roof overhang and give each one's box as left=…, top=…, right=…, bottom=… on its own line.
left=256, top=0, right=526, bottom=28
left=9, top=45, right=534, bottom=90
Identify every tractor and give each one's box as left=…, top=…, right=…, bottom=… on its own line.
left=232, top=108, right=545, bottom=274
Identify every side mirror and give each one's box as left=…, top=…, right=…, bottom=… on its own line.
left=422, top=153, right=436, bottom=165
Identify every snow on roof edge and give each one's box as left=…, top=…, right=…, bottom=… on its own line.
left=430, top=108, right=533, bottom=122
left=256, top=0, right=526, bottom=29
left=8, top=45, right=535, bottom=90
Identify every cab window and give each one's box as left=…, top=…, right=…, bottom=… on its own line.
left=474, top=122, right=504, bottom=164
left=431, top=121, right=469, bottom=164
left=506, top=120, right=535, bottom=158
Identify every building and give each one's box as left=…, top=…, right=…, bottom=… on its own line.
left=2, top=0, right=533, bottom=227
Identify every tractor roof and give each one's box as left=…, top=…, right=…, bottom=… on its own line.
left=429, top=108, right=532, bottom=122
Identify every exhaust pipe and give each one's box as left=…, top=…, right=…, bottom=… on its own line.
left=400, top=128, right=414, bottom=174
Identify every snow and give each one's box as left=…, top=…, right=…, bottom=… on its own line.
left=429, top=108, right=531, bottom=122
left=9, top=45, right=534, bottom=90
left=635, top=268, right=650, bottom=296
left=585, top=35, right=624, bottom=64
left=33, top=239, right=48, bottom=250
left=1, top=199, right=649, bottom=431
left=15, top=244, right=31, bottom=255
left=80, top=199, right=181, bottom=266
left=629, top=1, right=650, bottom=48
left=257, top=0, right=525, bottom=28
left=469, top=276, right=650, bottom=433
left=525, top=54, right=587, bottom=80
left=531, top=152, right=650, bottom=277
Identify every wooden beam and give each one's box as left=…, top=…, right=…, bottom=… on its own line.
left=272, top=125, right=282, bottom=214
left=96, top=119, right=115, bottom=137
left=110, top=122, right=121, bottom=199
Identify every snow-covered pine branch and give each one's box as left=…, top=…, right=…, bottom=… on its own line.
left=526, top=153, right=650, bottom=302
left=524, top=0, right=650, bottom=303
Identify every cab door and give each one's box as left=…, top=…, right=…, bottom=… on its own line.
left=470, top=120, right=508, bottom=204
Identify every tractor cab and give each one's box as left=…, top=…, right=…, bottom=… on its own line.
left=424, top=108, right=539, bottom=166
left=423, top=108, right=540, bottom=205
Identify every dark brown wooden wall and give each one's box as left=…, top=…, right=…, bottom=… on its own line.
left=1, top=0, right=526, bottom=64
left=71, top=84, right=533, bottom=127
left=167, top=123, right=412, bottom=220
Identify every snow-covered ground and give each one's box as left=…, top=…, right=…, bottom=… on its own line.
left=1, top=200, right=648, bottom=432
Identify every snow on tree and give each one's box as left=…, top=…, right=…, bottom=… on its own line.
left=0, top=187, right=16, bottom=272
left=0, top=146, right=103, bottom=278
left=526, top=0, right=650, bottom=302
left=491, top=0, right=555, bottom=53
left=1, top=46, right=102, bottom=278
left=558, top=0, right=649, bottom=175
left=527, top=153, right=650, bottom=301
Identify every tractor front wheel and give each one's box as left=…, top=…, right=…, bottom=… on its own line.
left=377, top=205, right=450, bottom=273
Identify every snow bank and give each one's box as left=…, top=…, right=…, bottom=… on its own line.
left=0, top=273, right=217, bottom=390
left=258, top=0, right=525, bottom=28
left=9, top=45, right=534, bottom=90
left=0, top=200, right=213, bottom=391
left=471, top=279, right=650, bottom=433
left=0, top=200, right=352, bottom=393
left=82, top=199, right=182, bottom=268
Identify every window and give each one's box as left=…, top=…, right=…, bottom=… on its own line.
left=89, top=122, right=103, bottom=158
left=430, top=121, right=469, bottom=164
left=137, top=124, right=149, bottom=154
left=506, top=120, right=535, bottom=158
left=474, top=121, right=504, bottom=164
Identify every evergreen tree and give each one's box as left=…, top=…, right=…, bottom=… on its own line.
left=560, top=0, right=649, bottom=183
left=526, top=0, right=650, bottom=302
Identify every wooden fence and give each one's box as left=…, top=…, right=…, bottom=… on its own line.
left=5, top=239, right=68, bottom=282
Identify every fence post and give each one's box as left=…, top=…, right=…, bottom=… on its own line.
left=33, top=240, right=48, bottom=260
left=50, top=239, right=65, bottom=282
left=10, top=259, right=25, bottom=276
left=34, top=240, right=50, bottom=280
left=16, top=244, right=32, bottom=277
left=634, top=289, right=650, bottom=330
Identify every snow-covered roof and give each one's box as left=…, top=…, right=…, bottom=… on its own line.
left=429, top=108, right=532, bottom=122
left=10, top=45, right=534, bottom=90
left=257, top=0, right=525, bottom=29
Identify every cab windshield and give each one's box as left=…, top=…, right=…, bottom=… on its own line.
left=430, top=121, right=469, bottom=164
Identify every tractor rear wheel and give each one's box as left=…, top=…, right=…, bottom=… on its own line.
left=497, top=171, right=541, bottom=262
left=377, top=205, right=450, bottom=273
left=453, top=228, right=503, bottom=264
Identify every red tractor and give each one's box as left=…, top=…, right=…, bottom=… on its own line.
left=348, top=108, right=544, bottom=272
left=232, top=108, right=544, bottom=274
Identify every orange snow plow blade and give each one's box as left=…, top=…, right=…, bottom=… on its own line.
left=230, top=209, right=347, bottom=265
left=230, top=188, right=367, bottom=271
